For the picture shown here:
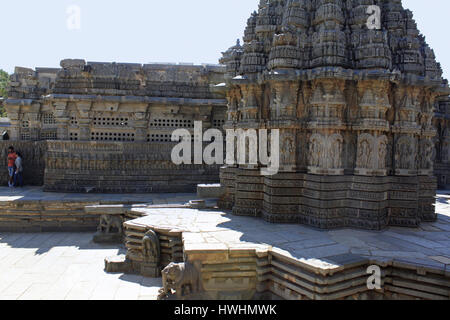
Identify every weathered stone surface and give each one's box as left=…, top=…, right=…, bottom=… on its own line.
left=197, top=184, right=225, bottom=199
left=3, top=61, right=227, bottom=192
left=218, top=0, right=450, bottom=230
left=105, top=255, right=131, bottom=273
left=113, top=201, right=450, bottom=300
left=0, top=141, right=46, bottom=186
left=0, top=187, right=195, bottom=231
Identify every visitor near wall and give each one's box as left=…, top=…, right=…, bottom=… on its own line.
left=14, top=152, right=23, bottom=187
left=7, top=146, right=17, bottom=188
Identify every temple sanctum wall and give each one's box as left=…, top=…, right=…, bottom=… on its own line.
left=0, top=141, right=46, bottom=186
left=433, top=96, right=450, bottom=188
left=217, top=0, right=450, bottom=230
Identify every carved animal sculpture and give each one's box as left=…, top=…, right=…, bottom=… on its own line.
left=142, top=229, right=160, bottom=263
left=98, top=215, right=123, bottom=235
left=158, top=262, right=200, bottom=299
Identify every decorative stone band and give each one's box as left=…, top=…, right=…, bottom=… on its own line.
left=42, top=94, right=227, bottom=107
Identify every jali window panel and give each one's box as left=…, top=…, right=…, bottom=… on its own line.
left=40, top=129, right=57, bottom=140
left=42, top=113, right=56, bottom=125
left=93, top=117, right=129, bottom=127
left=91, top=131, right=135, bottom=142
left=20, top=129, right=31, bottom=141
left=150, top=119, right=194, bottom=128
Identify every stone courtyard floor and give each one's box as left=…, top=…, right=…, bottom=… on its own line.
left=0, top=186, right=198, bottom=205
left=0, top=186, right=198, bottom=300
left=0, top=232, right=162, bottom=300
left=129, top=195, right=450, bottom=272
left=0, top=189, right=449, bottom=300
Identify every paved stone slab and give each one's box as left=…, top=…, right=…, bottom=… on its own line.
left=0, top=186, right=197, bottom=206
left=127, top=192, right=450, bottom=274
left=1, top=192, right=450, bottom=300
left=0, top=232, right=161, bottom=300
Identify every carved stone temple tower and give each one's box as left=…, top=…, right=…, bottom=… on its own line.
left=219, top=0, right=450, bottom=230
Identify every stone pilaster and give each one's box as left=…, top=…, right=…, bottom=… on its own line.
left=78, top=119, right=91, bottom=141
left=28, top=112, right=41, bottom=141
left=53, top=102, right=69, bottom=140
left=134, top=112, right=149, bottom=142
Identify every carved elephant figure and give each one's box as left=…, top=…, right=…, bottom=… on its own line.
left=158, top=262, right=201, bottom=300
left=98, top=215, right=123, bottom=235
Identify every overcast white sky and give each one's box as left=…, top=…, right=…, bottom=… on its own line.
left=0, top=0, right=448, bottom=79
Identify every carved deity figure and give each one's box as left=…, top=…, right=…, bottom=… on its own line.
left=400, top=144, right=411, bottom=168
left=377, top=138, right=388, bottom=169
left=142, top=229, right=160, bottom=263
left=309, top=135, right=323, bottom=167
left=329, top=134, right=343, bottom=169
left=396, top=138, right=415, bottom=170
left=158, top=262, right=201, bottom=300
left=281, top=136, right=295, bottom=165
left=419, top=140, right=434, bottom=169
left=357, top=139, right=372, bottom=168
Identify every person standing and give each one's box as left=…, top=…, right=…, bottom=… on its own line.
left=14, top=152, right=23, bottom=188
left=7, top=146, right=17, bottom=188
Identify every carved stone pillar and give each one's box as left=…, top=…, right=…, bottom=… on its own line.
left=279, top=129, right=297, bottom=172
left=392, top=87, right=421, bottom=176
left=134, top=112, right=148, bottom=142
left=78, top=119, right=91, bottom=141
left=226, top=87, right=241, bottom=124
left=4, top=104, right=21, bottom=141
left=76, top=102, right=92, bottom=141
left=54, top=102, right=69, bottom=140
left=354, top=81, right=391, bottom=176
left=307, top=80, right=345, bottom=176
left=8, top=119, right=21, bottom=141
left=418, top=137, right=434, bottom=176
left=28, top=112, right=41, bottom=141
left=241, top=84, right=261, bottom=123
left=395, top=135, right=418, bottom=176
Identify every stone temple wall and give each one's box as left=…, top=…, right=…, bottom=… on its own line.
left=44, top=141, right=221, bottom=193
left=0, top=141, right=46, bottom=186
left=218, top=0, right=450, bottom=230
left=3, top=61, right=227, bottom=192
left=434, top=96, right=450, bottom=188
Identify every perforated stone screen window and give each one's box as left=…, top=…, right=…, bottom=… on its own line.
left=20, top=129, right=31, bottom=141
left=91, top=131, right=135, bottom=142
left=42, top=113, right=56, bottom=125
left=22, top=121, right=30, bottom=128
left=93, top=117, right=129, bottom=127
left=40, top=130, right=57, bottom=140
left=147, top=134, right=194, bottom=143
left=213, top=119, right=225, bottom=128
left=148, top=134, right=172, bottom=142
left=150, top=119, right=194, bottom=128
left=69, top=132, right=79, bottom=141
left=70, top=116, right=78, bottom=126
